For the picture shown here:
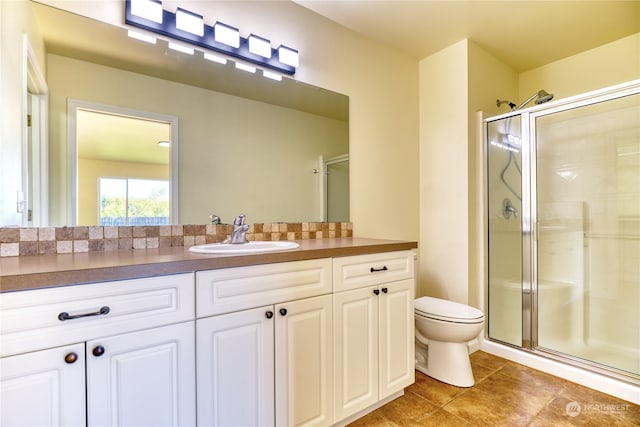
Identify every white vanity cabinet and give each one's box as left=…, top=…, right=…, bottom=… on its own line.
left=0, top=343, right=86, bottom=426
left=332, top=251, right=415, bottom=421
left=86, top=321, right=195, bottom=426
left=0, top=273, right=196, bottom=427
left=196, top=259, right=334, bottom=427
left=0, top=246, right=416, bottom=427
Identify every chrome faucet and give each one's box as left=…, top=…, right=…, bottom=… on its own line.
left=209, top=214, right=221, bottom=225
left=229, top=214, right=249, bottom=244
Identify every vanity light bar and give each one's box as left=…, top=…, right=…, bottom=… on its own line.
left=175, top=8, right=204, bottom=37
left=124, top=0, right=297, bottom=75
left=248, top=34, right=271, bottom=58
left=127, top=29, right=157, bottom=44
left=168, top=42, right=194, bottom=55
left=278, top=46, right=299, bottom=68
left=235, top=62, right=256, bottom=73
left=214, top=22, right=240, bottom=48
left=204, top=52, right=227, bottom=64
left=130, top=0, right=163, bottom=24
left=263, top=70, right=282, bottom=81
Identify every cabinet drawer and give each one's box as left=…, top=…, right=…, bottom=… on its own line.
left=0, top=273, right=194, bottom=357
left=196, top=258, right=332, bottom=317
left=333, top=251, right=414, bottom=292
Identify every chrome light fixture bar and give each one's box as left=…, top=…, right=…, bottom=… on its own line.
left=125, top=0, right=297, bottom=75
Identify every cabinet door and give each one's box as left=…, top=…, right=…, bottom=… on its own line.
left=333, top=286, right=378, bottom=421
left=197, top=306, right=275, bottom=427
left=87, top=321, right=195, bottom=427
left=378, top=279, right=415, bottom=399
left=0, top=343, right=85, bottom=427
left=275, top=294, right=333, bottom=427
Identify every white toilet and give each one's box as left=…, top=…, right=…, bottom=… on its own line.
left=414, top=296, right=485, bottom=387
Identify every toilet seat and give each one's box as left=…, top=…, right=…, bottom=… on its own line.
left=415, top=296, right=484, bottom=324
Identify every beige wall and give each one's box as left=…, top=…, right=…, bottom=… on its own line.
left=418, top=40, right=469, bottom=302
left=77, top=158, right=169, bottom=226
left=47, top=54, right=348, bottom=226
left=418, top=39, right=520, bottom=304
left=38, top=0, right=420, bottom=240
left=519, top=33, right=640, bottom=103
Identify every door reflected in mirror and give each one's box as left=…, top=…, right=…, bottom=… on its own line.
left=69, top=101, right=178, bottom=226
left=324, top=155, right=349, bottom=222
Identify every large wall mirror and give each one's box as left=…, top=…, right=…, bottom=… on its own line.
left=26, top=1, right=349, bottom=227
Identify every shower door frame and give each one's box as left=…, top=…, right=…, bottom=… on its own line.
left=484, top=79, right=640, bottom=384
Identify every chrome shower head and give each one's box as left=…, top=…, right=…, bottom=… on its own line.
left=516, top=89, right=554, bottom=110
left=534, top=90, right=554, bottom=104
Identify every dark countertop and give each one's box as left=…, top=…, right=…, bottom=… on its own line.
left=0, top=238, right=417, bottom=292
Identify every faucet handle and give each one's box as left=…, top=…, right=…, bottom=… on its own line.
left=233, top=214, right=246, bottom=226
left=210, top=214, right=221, bottom=225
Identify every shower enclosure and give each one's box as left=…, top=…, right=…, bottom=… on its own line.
left=485, top=80, right=640, bottom=384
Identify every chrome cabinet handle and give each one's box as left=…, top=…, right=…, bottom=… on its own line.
left=58, top=306, right=110, bottom=321
left=370, top=266, right=388, bottom=273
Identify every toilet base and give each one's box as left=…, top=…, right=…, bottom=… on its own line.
left=418, top=339, right=475, bottom=387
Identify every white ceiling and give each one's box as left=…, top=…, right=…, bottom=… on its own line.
left=294, top=0, right=640, bottom=72
left=77, top=110, right=170, bottom=165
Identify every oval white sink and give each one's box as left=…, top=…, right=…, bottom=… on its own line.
left=189, top=241, right=299, bottom=254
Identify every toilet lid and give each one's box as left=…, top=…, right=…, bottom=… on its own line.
left=415, top=296, right=484, bottom=322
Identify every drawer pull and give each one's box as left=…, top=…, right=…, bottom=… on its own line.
left=373, top=289, right=380, bottom=296
left=266, top=310, right=274, bottom=319
left=92, top=346, right=105, bottom=357
left=58, top=306, right=110, bottom=321
left=370, top=266, right=388, bottom=273
left=279, top=308, right=288, bottom=316
left=382, top=287, right=388, bottom=293
left=64, top=352, right=78, bottom=364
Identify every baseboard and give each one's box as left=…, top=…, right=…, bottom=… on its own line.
left=468, top=337, right=481, bottom=353
left=331, top=391, right=404, bottom=427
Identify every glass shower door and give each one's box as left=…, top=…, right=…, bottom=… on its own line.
left=486, top=115, right=523, bottom=347
left=534, top=93, right=640, bottom=377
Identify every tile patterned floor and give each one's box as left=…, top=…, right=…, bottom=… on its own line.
left=348, top=351, right=640, bottom=426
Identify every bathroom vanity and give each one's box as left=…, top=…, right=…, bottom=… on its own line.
left=0, top=238, right=416, bottom=427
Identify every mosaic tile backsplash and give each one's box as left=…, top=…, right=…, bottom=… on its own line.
left=0, top=222, right=352, bottom=257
